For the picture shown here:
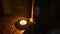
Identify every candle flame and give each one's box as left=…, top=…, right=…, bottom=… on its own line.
left=20, top=20, right=27, bottom=25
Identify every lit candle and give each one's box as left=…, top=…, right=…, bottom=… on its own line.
left=19, top=20, right=27, bottom=26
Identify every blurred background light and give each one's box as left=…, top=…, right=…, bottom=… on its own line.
left=30, top=18, right=34, bottom=23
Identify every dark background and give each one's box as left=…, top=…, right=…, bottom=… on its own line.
left=0, top=0, right=60, bottom=34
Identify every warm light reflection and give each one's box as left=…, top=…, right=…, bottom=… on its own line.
left=20, top=20, right=27, bottom=25
left=19, top=30, right=25, bottom=34
left=30, top=0, right=34, bottom=23
left=30, top=18, right=34, bottom=23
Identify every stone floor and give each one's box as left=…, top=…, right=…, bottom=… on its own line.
left=0, top=14, right=60, bottom=34
left=0, top=14, right=26, bottom=34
